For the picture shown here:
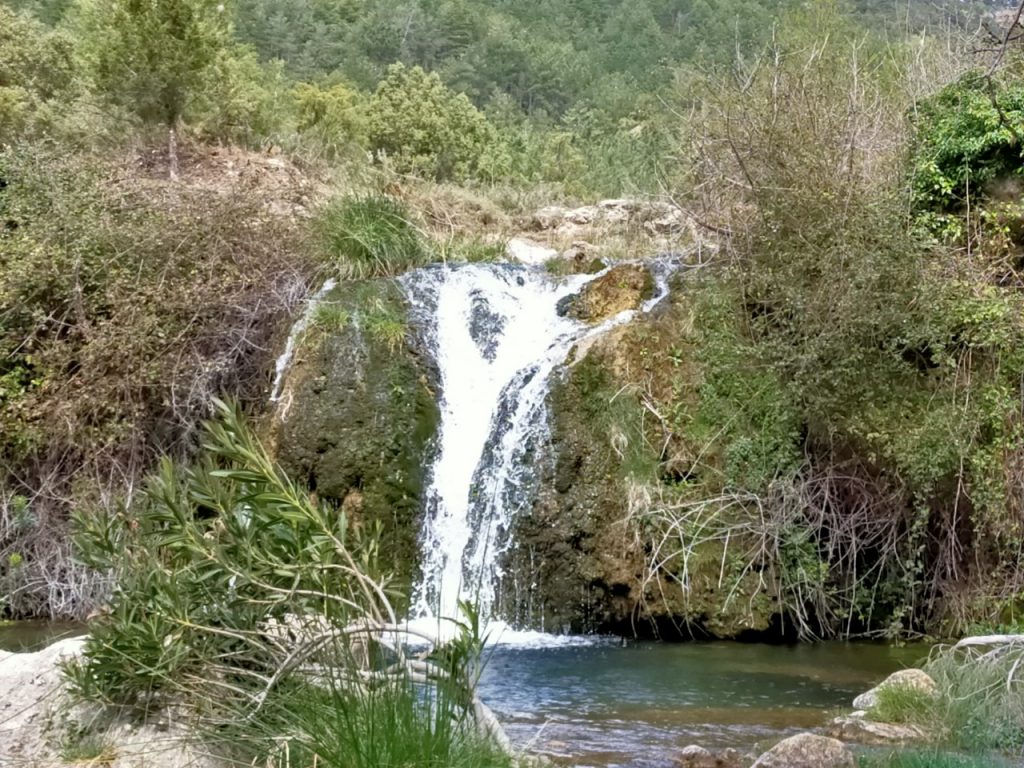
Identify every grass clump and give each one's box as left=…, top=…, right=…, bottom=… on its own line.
left=921, top=644, right=1024, bottom=753
left=858, top=749, right=1014, bottom=768
left=869, top=683, right=937, bottom=725
left=58, top=731, right=116, bottom=764
left=315, top=195, right=428, bottom=279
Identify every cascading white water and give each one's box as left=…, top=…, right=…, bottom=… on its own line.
left=401, top=261, right=673, bottom=634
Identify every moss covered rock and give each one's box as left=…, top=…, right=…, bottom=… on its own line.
left=557, top=263, right=654, bottom=323
left=499, top=291, right=779, bottom=638
left=269, top=280, right=439, bottom=598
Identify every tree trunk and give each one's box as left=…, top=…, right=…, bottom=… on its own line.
left=168, top=125, right=179, bottom=181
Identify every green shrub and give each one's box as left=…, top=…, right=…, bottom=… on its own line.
left=858, top=749, right=1013, bottom=768
left=314, top=195, right=428, bottom=278
left=911, top=72, right=1024, bottom=222
left=367, top=63, right=509, bottom=181
left=66, top=401, right=506, bottom=765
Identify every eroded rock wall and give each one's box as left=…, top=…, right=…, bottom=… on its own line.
left=270, top=280, right=439, bottom=597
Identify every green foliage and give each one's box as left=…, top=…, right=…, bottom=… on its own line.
left=71, top=0, right=232, bottom=127
left=911, top=72, right=1024, bottom=221
left=314, top=195, right=428, bottom=278
left=66, top=399, right=387, bottom=705
left=869, top=682, right=937, bottom=725
left=67, top=402, right=506, bottom=767
left=367, top=63, right=508, bottom=181
left=858, top=750, right=1013, bottom=768
left=0, top=6, right=75, bottom=141
left=293, top=80, right=369, bottom=159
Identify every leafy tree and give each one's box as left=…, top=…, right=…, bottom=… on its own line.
left=0, top=6, right=74, bottom=141
left=71, top=0, right=232, bottom=176
left=366, top=63, right=508, bottom=180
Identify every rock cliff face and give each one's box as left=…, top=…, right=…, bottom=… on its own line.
left=269, top=279, right=439, bottom=597
left=273, top=266, right=779, bottom=638
left=498, top=287, right=778, bottom=638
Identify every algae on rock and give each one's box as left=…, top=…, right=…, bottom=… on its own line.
left=270, top=280, right=439, bottom=597
left=498, top=289, right=779, bottom=638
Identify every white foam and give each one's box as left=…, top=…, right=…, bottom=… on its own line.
left=402, top=261, right=675, bottom=631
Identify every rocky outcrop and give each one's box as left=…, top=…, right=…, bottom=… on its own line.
left=557, top=263, right=654, bottom=323
left=851, top=668, right=936, bottom=710
left=750, top=733, right=855, bottom=768
left=497, top=291, right=780, bottom=638
left=528, top=199, right=688, bottom=238
left=270, top=279, right=439, bottom=596
left=1, top=638, right=217, bottom=768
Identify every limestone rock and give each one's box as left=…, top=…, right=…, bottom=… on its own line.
left=676, top=744, right=748, bottom=768
left=852, top=668, right=937, bottom=710
left=506, top=237, right=558, bottom=265
left=0, top=637, right=219, bottom=768
left=531, top=206, right=568, bottom=230
left=829, top=716, right=929, bottom=745
left=557, top=263, right=654, bottom=323
left=271, top=279, right=439, bottom=590
left=751, top=733, right=855, bottom=768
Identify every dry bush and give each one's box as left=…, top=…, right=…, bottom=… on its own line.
left=0, top=142, right=319, bottom=618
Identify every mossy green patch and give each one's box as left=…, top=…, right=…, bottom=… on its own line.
left=272, top=279, right=439, bottom=599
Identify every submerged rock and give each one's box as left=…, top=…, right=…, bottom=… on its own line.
left=851, top=667, right=937, bottom=710
left=750, top=733, right=855, bottom=768
left=675, top=744, right=749, bottom=768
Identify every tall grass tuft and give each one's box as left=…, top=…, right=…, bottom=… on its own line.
left=922, top=643, right=1024, bottom=753
left=857, top=749, right=1014, bottom=768
left=315, top=195, right=428, bottom=278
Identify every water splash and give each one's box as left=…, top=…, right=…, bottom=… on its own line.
left=401, top=261, right=673, bottom=632
left=269, top=278, right=336, bottom=402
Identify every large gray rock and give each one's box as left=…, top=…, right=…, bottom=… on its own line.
left=852, top=668, right=937, bottom=710
left=751, top=733, right=855, bottom=768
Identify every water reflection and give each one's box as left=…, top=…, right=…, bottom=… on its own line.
left=478, top=641, right=926, bottom=767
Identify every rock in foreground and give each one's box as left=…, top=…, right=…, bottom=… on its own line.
left=750, top=733, right=855, bottom=768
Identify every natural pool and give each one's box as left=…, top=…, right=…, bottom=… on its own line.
left=0, top=623, right=924, bottom=767
left=478, top=640, right=926, bottom=767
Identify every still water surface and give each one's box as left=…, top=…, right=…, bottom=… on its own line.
left=0, top=624, right=923, bottom=767
left=478, top=640, right=925, bottom=767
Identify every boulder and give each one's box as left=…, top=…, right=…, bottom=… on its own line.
left=531, top=206, right=568, bottom=230
left=676, top=744, right=748, bottom=768
left=751, top=733, right=855, bottom=768
left=557, top=263, right=654, bottom=323
left=1, top=637, right=219, bottom=768
left=852, top=668, right=937, bottom=710
left=829, top=716, right=929, bottom=745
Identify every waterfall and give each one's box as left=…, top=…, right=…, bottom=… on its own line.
left=401, top=261, right=673, bottom=633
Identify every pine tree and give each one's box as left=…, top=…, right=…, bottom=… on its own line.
left=72, top=0, right=231, bottom=178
